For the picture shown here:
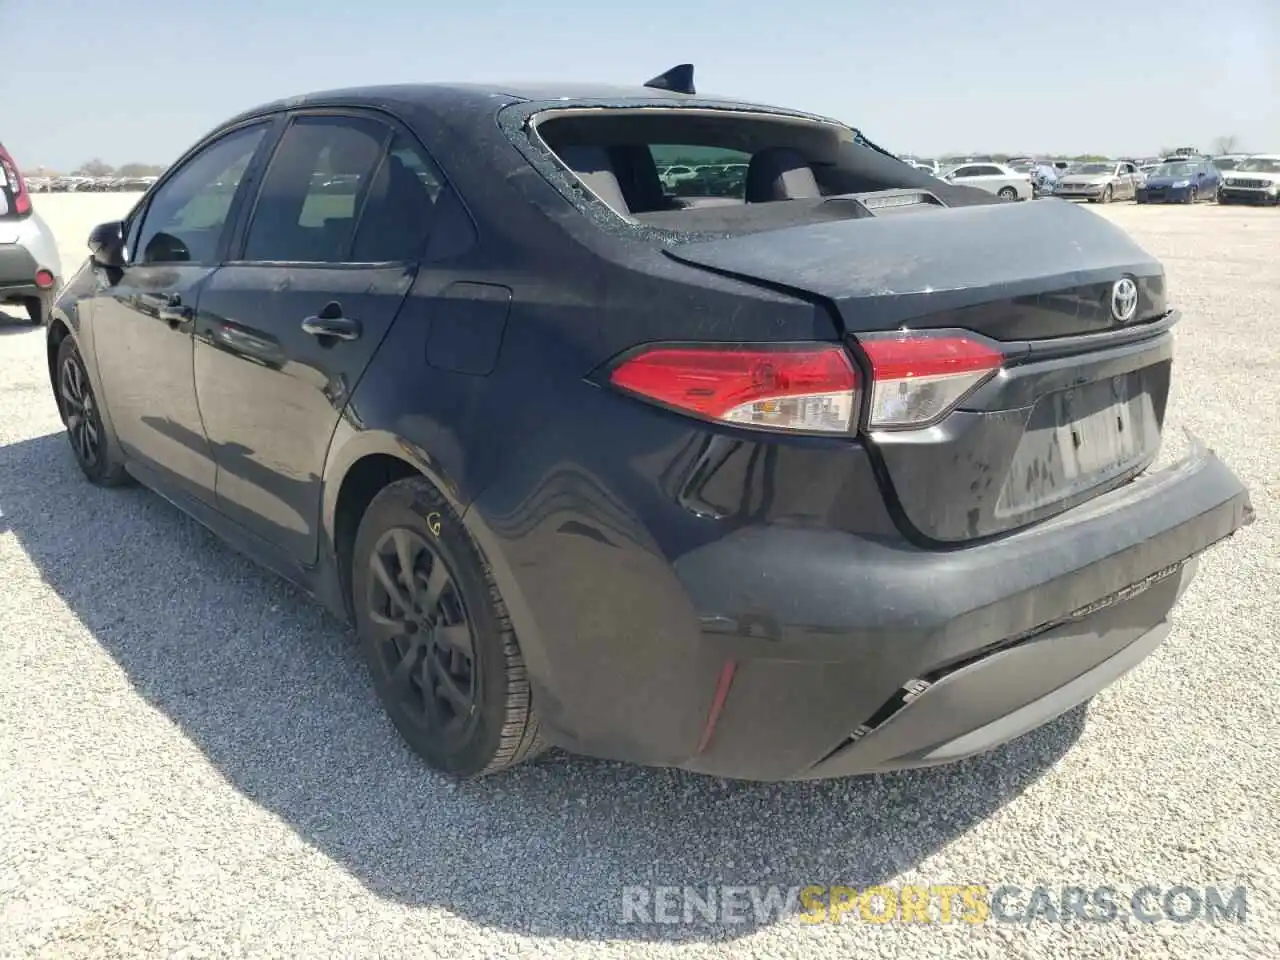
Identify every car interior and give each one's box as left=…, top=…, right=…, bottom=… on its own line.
left=532, top=109, right=993, bottom=234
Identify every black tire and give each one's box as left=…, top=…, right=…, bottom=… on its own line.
left=1187, top=186, right=1198, bottom=204
left=352, top=477, right=546, bottom=777
left=1100, top=184, right=1113, bottom=204
left=55, top=336, right=131, bottom=487
left=997, top=186, right=1018, bottom=201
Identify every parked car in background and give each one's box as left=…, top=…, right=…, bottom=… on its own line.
left=1028, top=163, right=1061, bottom=198
left=1135, top=159, right=1222, bottom=203
left=658, top=164, right=698, bottom=190
left=1053, top=160, right=1140, bottom=203
left=1211, top=154, right=1248, bottom=172
left=45, top=74, right=1253, bottom=781
left=1218, top=155, right=1280, bottom=205
left=0, top=141, right=63, bottom=325
left=904, top=158, right=939, bottom=175
left=940, top=162, right=1032, bottom=200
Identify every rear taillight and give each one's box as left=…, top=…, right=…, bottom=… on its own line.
left=861, top=334, right=1003, bottom=429
left=609, top=343, right=859, bottom=434
left=607, top=333, right=1003, bottom=436
left=0, top=145, right=31, bottom=216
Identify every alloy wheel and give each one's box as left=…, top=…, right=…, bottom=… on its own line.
left=60, top=352, right=100, bottom=469
left=365, top=527, right=478, bottom=736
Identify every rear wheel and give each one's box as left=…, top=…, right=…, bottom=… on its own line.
left=56, top=336, right=130, bottom=486
left=997, top=186, right=1018, bottom=201
left=352, top=477, right=546, bottom=777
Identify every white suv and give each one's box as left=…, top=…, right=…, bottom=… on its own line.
left=0, top=141, right=63, bottom=326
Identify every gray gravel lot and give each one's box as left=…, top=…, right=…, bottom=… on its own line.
left=2, top=195, right=1277, bottom=959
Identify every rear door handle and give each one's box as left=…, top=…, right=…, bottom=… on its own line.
left=301, top=314, right=361, bottom=341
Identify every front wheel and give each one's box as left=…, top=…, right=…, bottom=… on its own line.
left=352, top=478, right=546, bottom=778
left=55, top=336, right=130, bottom=486
left=997, top=186, right=1018, bottom=201
left=1187, top=186, right=1198, bottom=204
left=1100, top=184, right=1113, bottom=204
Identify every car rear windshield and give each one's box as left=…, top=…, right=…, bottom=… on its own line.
left=528, top=107, right=944, bottom=237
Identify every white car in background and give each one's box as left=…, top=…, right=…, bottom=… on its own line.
left=1218, top=155, right=1280, bottom=205
left=939, top=162, right=1032, bottom=200
left=658, top=164, right=698, bottom=190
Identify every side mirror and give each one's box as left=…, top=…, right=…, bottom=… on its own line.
left=88, top=221, right=126, bottom=268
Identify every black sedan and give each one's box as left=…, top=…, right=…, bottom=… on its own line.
left=47, top=70, right=1253, bottom=781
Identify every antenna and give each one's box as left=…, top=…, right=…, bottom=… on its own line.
left=643, top=64, right=696, bottom=96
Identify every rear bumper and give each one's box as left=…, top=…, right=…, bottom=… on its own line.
left=495, top=434, right=1250, bottom=781
left=0, top=243, right=59, bottom=323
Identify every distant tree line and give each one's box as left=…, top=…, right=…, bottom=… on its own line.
left=21, top=158, right=168, bottom=178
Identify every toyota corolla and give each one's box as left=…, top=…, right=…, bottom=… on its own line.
left=47, top=68, right=1253, bottom=781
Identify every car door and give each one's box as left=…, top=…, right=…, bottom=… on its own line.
left=972, top=165, right=1007, bottom=194
left=1200, top=162, right=1221, bottom=196
left=947, top=165, right=980, bottom=190
left=89, top=121, right=273, bottom=503
left=192, top=112, right=441, bottom=563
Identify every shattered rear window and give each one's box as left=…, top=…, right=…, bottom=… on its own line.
left=516, top=105, right=937, bottom=239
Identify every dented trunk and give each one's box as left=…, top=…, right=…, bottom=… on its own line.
left=664, top=199, right=1174, bottom=542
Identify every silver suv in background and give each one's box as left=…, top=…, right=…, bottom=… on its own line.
left=0, top=141, right=62, bottom=326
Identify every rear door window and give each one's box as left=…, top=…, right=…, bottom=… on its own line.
left=349, top=134, right=445, bottom=262
left=242, top=115, right=389, bottom=263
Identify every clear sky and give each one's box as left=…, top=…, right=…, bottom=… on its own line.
left=6, top=0, right=1277, bottom=170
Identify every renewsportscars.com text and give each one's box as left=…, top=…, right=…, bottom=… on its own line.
left=620, top=884, right=1249, bottom=925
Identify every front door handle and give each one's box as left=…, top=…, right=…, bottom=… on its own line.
left=152, top=292, right=191, bottom=328
left=302, top=304, right=361, bottom=341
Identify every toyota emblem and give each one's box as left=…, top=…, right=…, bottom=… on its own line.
left=1111, top=278, right=1139, bottom=324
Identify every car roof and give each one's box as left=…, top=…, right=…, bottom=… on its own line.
left=222, top=81, right=818, bottom=128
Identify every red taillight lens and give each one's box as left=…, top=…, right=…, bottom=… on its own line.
left=609, top=343, right=859, bottom=434
left=861, top=334, right=1004, bottom=429
left=0, top=147, right=31, bottom=216
left=35, top=269, right=55, bottom=289
left=0, top=145, right=31, bottom=216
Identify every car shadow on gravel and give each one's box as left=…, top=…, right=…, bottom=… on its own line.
left=0, top=313, right=39, bottom=334
left=2, top=431, right=1086, bottom=943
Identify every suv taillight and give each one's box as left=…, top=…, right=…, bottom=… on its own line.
left=0, top=144, right=32, bottom=217
left=607, top=333, right=1003, bottom=436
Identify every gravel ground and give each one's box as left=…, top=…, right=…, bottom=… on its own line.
left=2, top=195, right=1277, bottom=959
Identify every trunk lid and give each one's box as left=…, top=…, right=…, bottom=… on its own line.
left=663, top=199, right=1173, bottom=542
left=663, top=198, right=1166, bottom=339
